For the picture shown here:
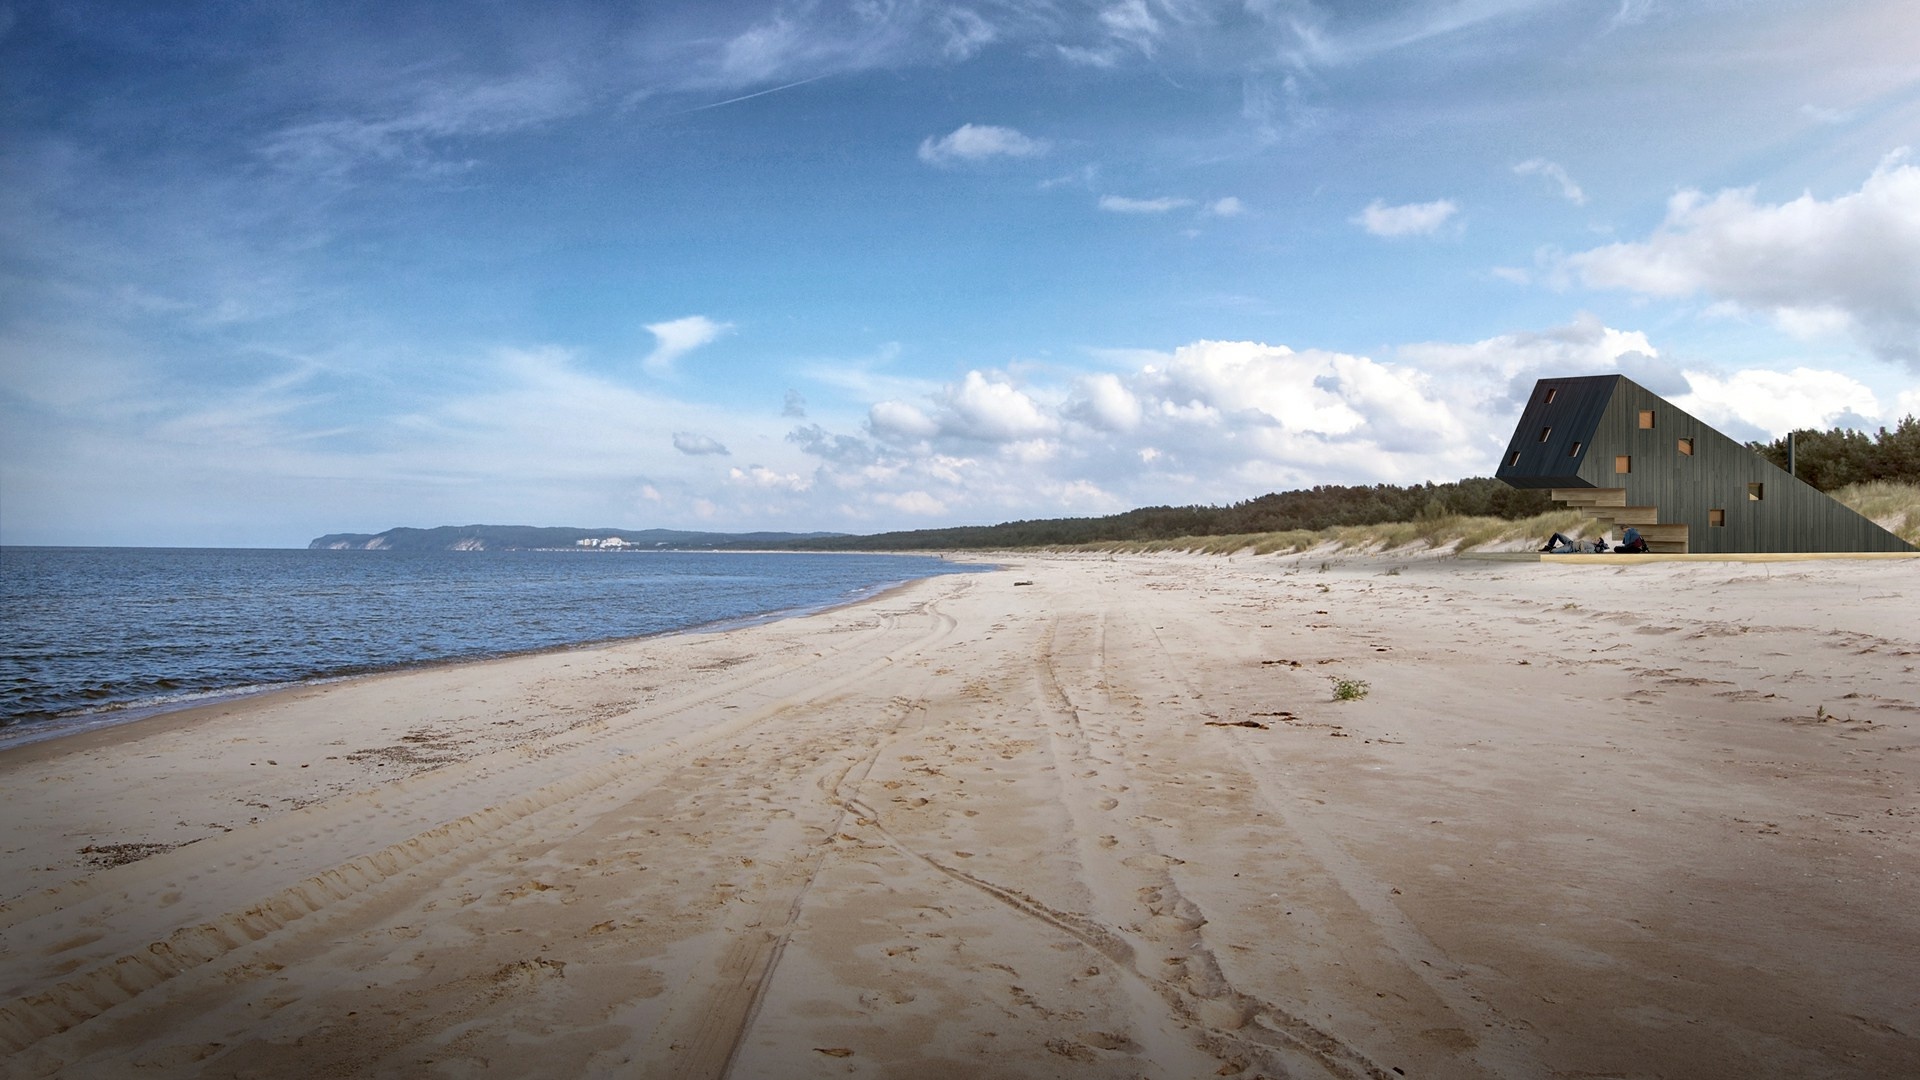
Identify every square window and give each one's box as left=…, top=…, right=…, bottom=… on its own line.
left=1638, top=410, right=1655, bottom=429
left=1543, top=388, right=1558, bottom=404
left=1507, top=450, right=1521, bottom=467
left=1538, top=426, right=1552, bottom=443
left=1568, top=441, right=1582, bottom=457
left=1614, top=455, right=1631, bottom=474
left=1677, top=438, right=1694, bottom=456
left=1709, top=508, right=1726, bottom=527
left=1748, top=482, right=1764, bottom=501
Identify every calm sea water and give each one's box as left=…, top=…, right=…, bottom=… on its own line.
left=0, top=547, right=984, bottom=747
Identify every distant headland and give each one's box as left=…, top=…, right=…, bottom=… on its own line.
left=307, top=525, right=846, bottom=552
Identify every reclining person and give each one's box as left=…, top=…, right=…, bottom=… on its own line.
left=1540, top=532, right=1609, bottom=553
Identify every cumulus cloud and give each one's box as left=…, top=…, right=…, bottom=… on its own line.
left=1069, top=373, right=1143, bottom=432
left=770, top=319, right=1906, bottom=531
left=942, top=371, right=1056, bottom=440
left=1672, top=368, right=1883, bottom=441
left=644, top=315, right=732, bottom=375
left=1354, top=198, right=1459, bottom=237
left=672, top=432, right=730, bottom=455
left=1514, top=159, right=1586, bottom=205
left=868, top=399, right=941, bottom=441
left=1099, top=195, right=1194, bottom=214
left=782, top=389, right=807, bottom=417
left=878, top=490, right=947, bottom=516
left=1567, top=154, right=1920, bottom=367
left=918, top=123, right=1049, bottom=165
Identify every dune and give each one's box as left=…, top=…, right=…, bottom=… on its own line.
left=2, top=552, right=1916, bottom=1078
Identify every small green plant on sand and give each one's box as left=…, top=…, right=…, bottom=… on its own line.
left=1331, top=677, right=1370, bottom=702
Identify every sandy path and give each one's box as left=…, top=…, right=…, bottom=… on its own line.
left=1, top=554, right=1916, bottom=1078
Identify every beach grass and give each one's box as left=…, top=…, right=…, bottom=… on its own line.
left=1046, top=481, right=1920, bottom=555
left=1833, top=480, right=1920, bottom=543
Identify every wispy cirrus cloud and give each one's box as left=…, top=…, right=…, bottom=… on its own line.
left=261, top=70, right=584, bottom=181
left=1099, top=194, right=1194, bottom=214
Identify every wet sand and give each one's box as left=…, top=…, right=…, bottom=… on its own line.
left=2, top=552, right=1916, bottom=1078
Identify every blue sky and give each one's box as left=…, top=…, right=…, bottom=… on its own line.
left=4, top=0, right=1919, bottom=546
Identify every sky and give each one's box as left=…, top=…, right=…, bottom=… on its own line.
left=3, top=0, right=1920, bottom=547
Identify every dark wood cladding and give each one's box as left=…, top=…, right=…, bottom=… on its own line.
left=1496, top=375, right=1616, bottom=489
left=1497, top=375, right=1913, bottom=554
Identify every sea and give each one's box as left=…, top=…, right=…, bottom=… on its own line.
left=0, top=547, right=986, bottom=750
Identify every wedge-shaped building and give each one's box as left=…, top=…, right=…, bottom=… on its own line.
left=1496, top=375, right=1913, bottom=554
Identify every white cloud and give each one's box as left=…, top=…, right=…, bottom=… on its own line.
left=879, top=490, right=947, bottom=516
left=1800, top=104, right=1854, bottom=126
left=729, top=464, right=812, bottom=491
left=1099, top=195, right=1194, bottom=214
left=869, top=399, right=941, bottom=441
left=1567, top=153, right=1920, bottom=367
left=1675, top=368, right=1881, bottom=438
left=1207, top=196, right=1246, bottom=217
left=1514, top=159, right=1587, bottom=205
left=644, top=315, right=732, bottom=376
left=1070, top=372, right=1143, bottom=432
left=918, top=123, right=1049, bottom=165
left=261, top=70, right=582, bottom=181
left=1354, top=198, right=1459, bottom=237
left=1610, top=0, right=1657, bottom=29
left=939, top=9, right=998, bottom=59
left=941, top=371, right=1057, bottom=440
left=673, top=432, right=730, bottom=456
left=1099, top=0, right=1163, bottom=55
left=1897, top=388, right=1920, bottom=419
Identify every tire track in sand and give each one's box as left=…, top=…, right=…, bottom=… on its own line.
left=1103, top=565, right=1542, bottom=1078
left=0, top=592, right=965, bottom=1060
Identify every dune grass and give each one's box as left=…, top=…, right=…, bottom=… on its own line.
left=1054, top=507, right=1594, bottom=557
left=1833, top=481, right=1920, bottom=544
left=1047, top=482, right=1920, bottom=555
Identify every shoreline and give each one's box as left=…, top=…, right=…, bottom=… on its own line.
left=0, top=559, right=987, bottom=756
left=3, top=552, right=1915, bottom=1077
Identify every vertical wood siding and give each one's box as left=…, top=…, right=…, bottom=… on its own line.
left=1498, top=375, right=1912, bottom=553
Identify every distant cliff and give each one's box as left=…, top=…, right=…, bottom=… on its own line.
left=308, top=525, right=845, bottom=552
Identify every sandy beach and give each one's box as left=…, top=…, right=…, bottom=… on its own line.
left=2, top=551, right=1916, bottom=1078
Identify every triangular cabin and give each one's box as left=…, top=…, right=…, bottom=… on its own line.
left=1496, top=375, right=1913, bottom=555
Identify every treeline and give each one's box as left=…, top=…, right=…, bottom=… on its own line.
left=1748, top=417, right=1920, bottom=491
left=778, top=477, right=1555, bottom=551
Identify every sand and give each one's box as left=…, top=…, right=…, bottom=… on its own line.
left=1, top=551, right=1916, bottom=1079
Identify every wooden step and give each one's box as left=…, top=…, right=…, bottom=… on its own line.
left=1647, top=540, right=1689, bottom=554
left=1551, top=487, right=1626, bottom=508
left=1635, top=523, right=1689, bottom=541
left=1600, top=506, right=1661, bottom=526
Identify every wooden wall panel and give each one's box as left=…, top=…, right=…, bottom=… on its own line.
left=1500, top=375, right=1912, bottom=553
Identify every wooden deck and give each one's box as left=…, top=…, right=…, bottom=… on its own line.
left=1460, top=551, right=1920, bottom=564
